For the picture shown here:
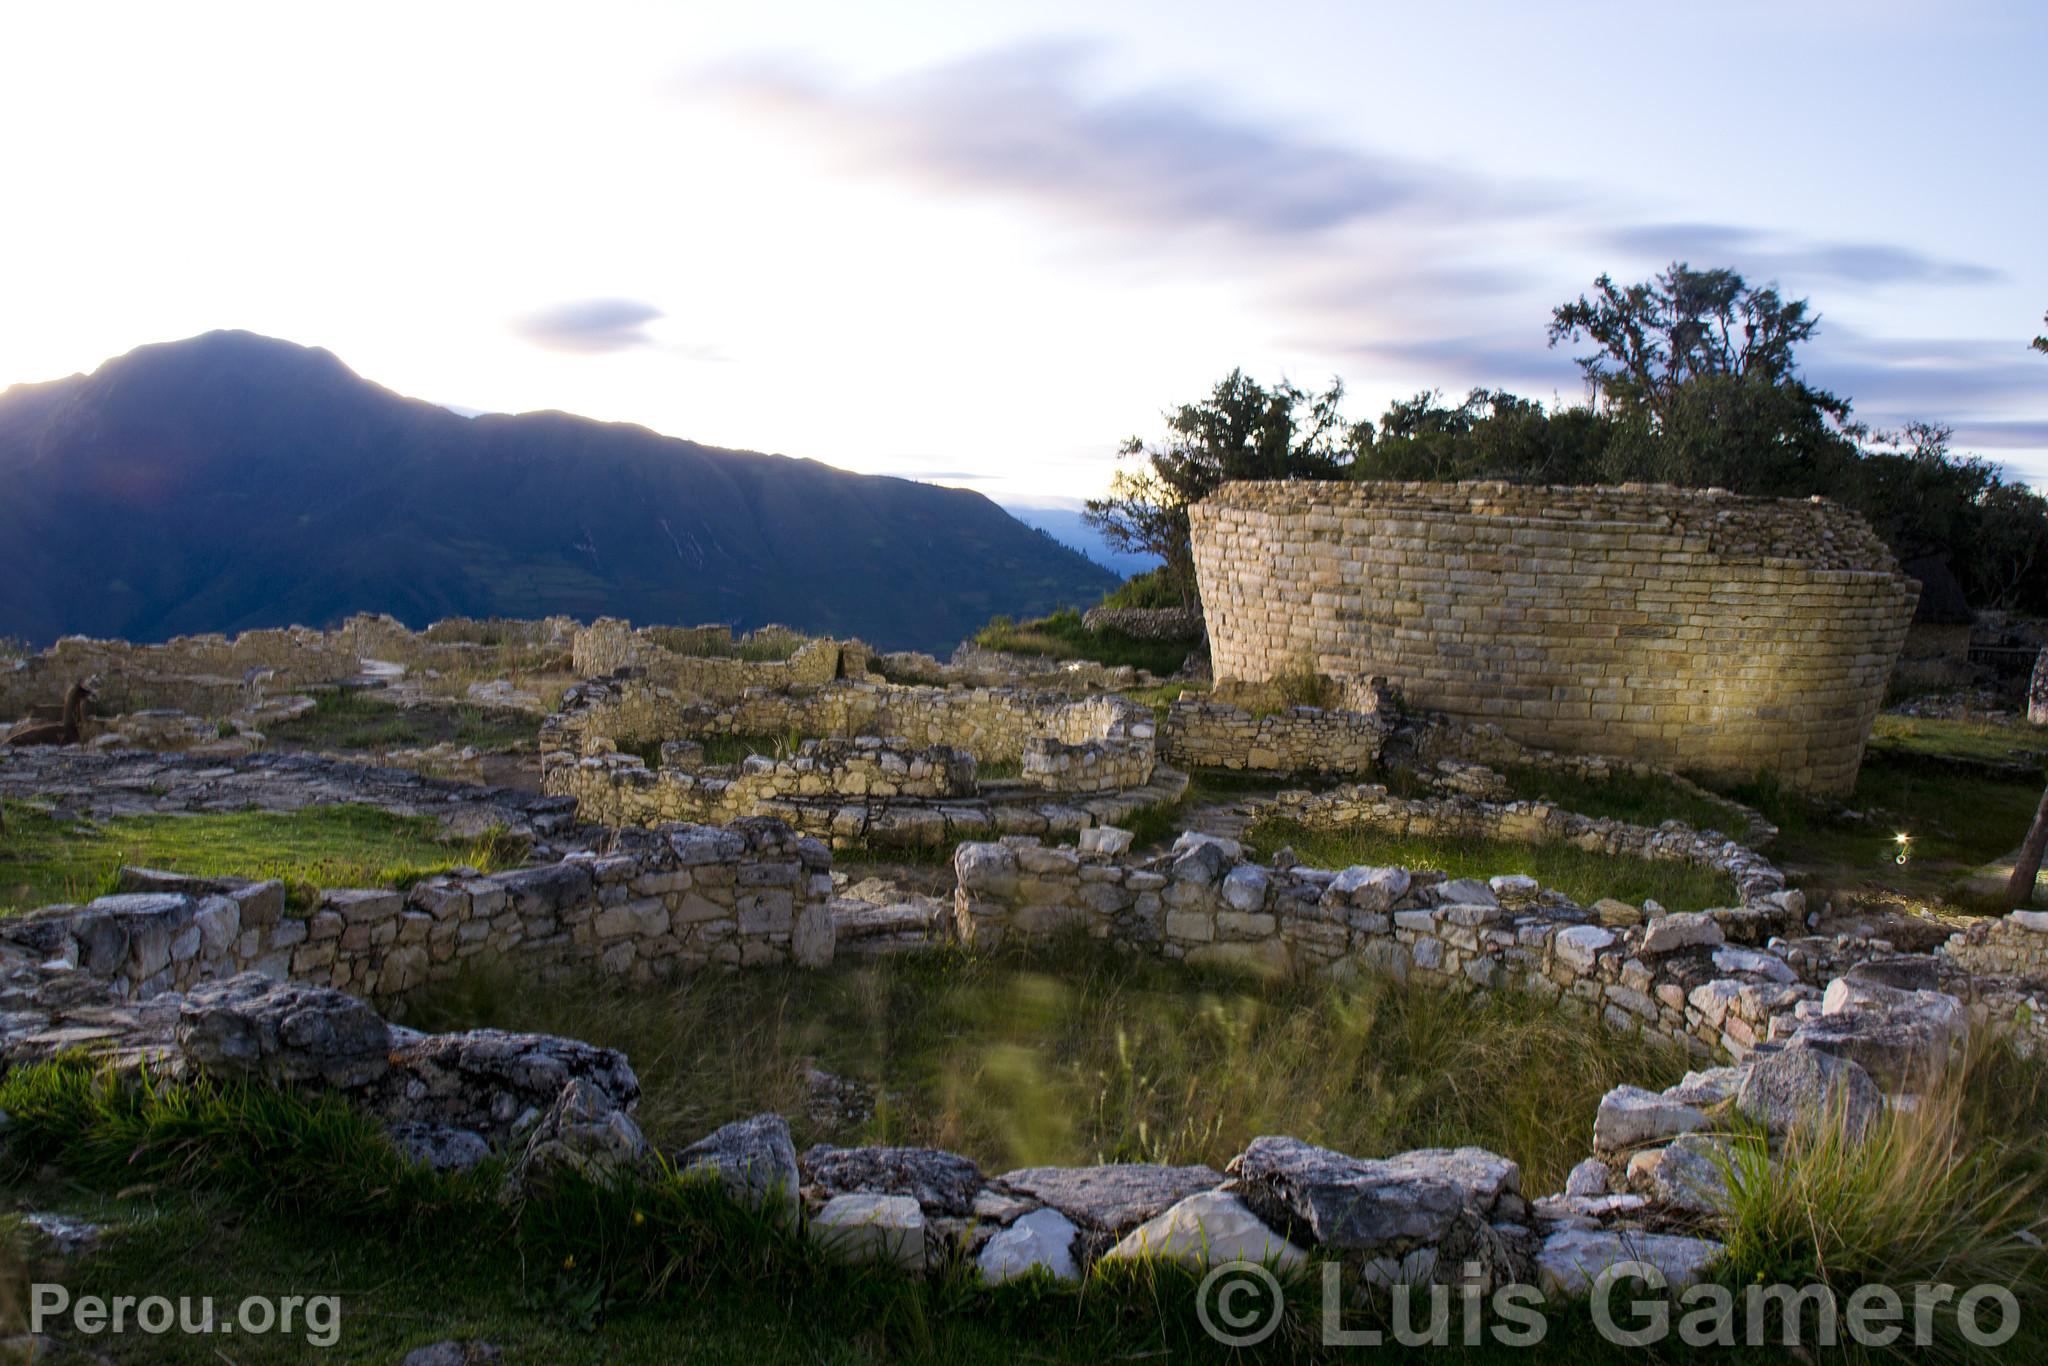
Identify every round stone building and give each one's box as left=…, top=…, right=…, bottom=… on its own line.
left=1190, top=480, right=1920, bottom=794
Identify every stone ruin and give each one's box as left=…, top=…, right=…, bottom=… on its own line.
left=5, top=602, right=2044, bottom=1320
left=4, top=804, right=2043, bottom=1306
left=1192, top=481, right=1921, bottom=794
left=540, top=663, right=1187, bottom=849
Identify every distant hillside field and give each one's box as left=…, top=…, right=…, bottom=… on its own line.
left=0, top=332, right=1115, bottom=652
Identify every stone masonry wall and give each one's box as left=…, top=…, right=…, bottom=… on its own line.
left=569, top=619, right=852, bottom=697
left=544, top=677, right=1158, bottom=782
left=1190, top=481, right=1920, bottom=793
left=2031, top=647, right=2048, bottom=726
left=953, top=836, right=1808, bottom=1063
left=1257, top=783, right=1786, bottom=902
left=0, top=818, right=836, bottom=1001
left=1160, top=699, right=1391, bottom=776
left=1942, top=910, right=2048, bottom=981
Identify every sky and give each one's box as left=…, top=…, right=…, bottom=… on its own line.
left=2, top=0, right=2043, bottom=518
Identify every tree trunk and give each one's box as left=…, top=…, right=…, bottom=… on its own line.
left=2010, top=782, right=2048, bottom=910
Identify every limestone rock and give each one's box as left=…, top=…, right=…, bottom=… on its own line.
left=677, top=1112, right=801, bottom=1225
left=400, top=1343, right=505, bottom=1366
left=1228, top=1138, right=1519, bottom=1252
left=1593, top=1085, right=1708, bottom=1154
left=977, top=1207, right=1081, bottom=1284
left=374, top=1028, right=639, bottom=1142
left=810, top=1193, right=925, bottom=1270
left=389, top=1123, right=492, bottom=1173
left=802, top=1144, right=984, bottom=1217
left=1638, top=912, right=1723, bottom=955
left=1102, top=1190, right=1307, bottom=1270
left=995, top=1163, right=1223, bottom=1234
left=1562, top=1158, right=1610, bottom=1199
left=503, top=1077, right=651, bottom=1192
left=176, top=973, right=390, bottom=1088
left=1734, top=1048, right=1881, bottom=1139
left=1536, top=1228, right=1723, bottom=1298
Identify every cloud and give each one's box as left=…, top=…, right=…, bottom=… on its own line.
left=710, top=44, right=1493, bottom=246
left=705, top=42, right=2035, bottom=445
left=1603, top=224, right=2001, bottom=287
left=514, top=298, right=665, bottom=354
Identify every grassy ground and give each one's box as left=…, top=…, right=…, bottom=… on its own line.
left=1488, top=764, right=1751, bottom=837
left=973, top=609, right=1193, bottom=677
left=1, top=1040, right=2037, bottom=1364
left=264, top=689, right=536, bottom=753
left=405, top=938, right=1685, bottom=1194
left=1245, top=818, right=1737, bottom=913
left=1726, top=754, right=2045, bottom=910
left=0, top=801, right=524, bottom=915
left=1866, top=712, right=2048, bottom=769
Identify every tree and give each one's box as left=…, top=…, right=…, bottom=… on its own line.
left=1547, top=264, right=1864, bottom=494
left=2010, top=783, right=2048, bottom=910
left=1084, top=371, right=1352, bottom=605
left=2034, top=310, right=2047, bottom=355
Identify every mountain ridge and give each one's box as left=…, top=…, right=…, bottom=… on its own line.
left=0, top=331, right=1116, bottom=652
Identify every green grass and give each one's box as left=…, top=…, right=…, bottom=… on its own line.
left=1096, top=565, right=1186, bottom=611
left=0, top=801, right=524, bottom=915
left=0, top=1058, right=1672, bottom=1365
left=1713, top=1035, right=2048, bottom=1353
left=1489, top=763, right=1754, bottom=837
left=1867, top=713, right=2048, bottom=769
left=973, top=609, right=1192, bottom=677
left=6, top=1039, right=2036, bottom=1362
left=265, top=688, right=536, bottom=753
left=405, top=937, right=1684, bottom=1195
left=1245, top=818, right=1737, bottom=913
left=1726, top=756, right=2046, bottom=909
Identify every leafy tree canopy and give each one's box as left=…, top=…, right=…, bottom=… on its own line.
left=1107, top=270, right=2048, bottom=615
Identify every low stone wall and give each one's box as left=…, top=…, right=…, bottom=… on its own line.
left=954, top=836, right=1809, bottom=1062
left=546, top=676, right=1154, bottom=771
left=569, top=618, right=856, bottom=697
left=1941, top=911, right=2048, bottom=981
left=0, top=818, right=836, bottom=1001
left=1, top=613, right=581, bottom=723
left=544, top=676, right=1160, bottom=808
left=1080, top=606, right=1204, bottom=641
left=2031, top=647, right=2048, bottom=726
left=550, top=746, right=1189, bottom=849
left=1161, top=698, right=1390, bottom=776
left=1255, top=783, right=1785, bottom=902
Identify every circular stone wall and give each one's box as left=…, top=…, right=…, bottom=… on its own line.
left=1191, top=481, right=1920, bottom=794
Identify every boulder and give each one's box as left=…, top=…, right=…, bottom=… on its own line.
left=372, top=1028, right=639, bottom=1142
left=1638, top=912, right=1723, bottom=955
left=1592, top=1085, right=1708, bottom=1154
left=810, top=1193, right=925, bottom=1270
left=1535, top=1228, right=1724, bottom=1298
left=977, top=1207, right=1081, bottom=1284
left=802, top=1144, right=984, bottom=1217
left=677, top=1113, right=802, bottom=1225
left=995, top=1163, right=1223, bottom=1234
left=1324, top=865, right=1411, bottom=914
left=502, top=1077, right=651, bottom=1191
left=1102, top=1190, right=1307, bottom=1270
left=1562, top=1158, right=1609, bottom=1199
left=1626, top=1134, right=1735, bottom=1217
left=1228, top=1138, right=1519, bottom=1252
left=1734, top=1047, right=1881, bottom=1140
left=389, top=1123, right=493, bottom=1173
left=176, top=973, right=391, bottom=1089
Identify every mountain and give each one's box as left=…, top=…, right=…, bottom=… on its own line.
left=998, top=498, right=1161, bottom=577
left=0, top=332, right=1116, bottom=653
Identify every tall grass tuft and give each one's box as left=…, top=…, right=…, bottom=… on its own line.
left=1714, top=1035, right=2048, bottom=1354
